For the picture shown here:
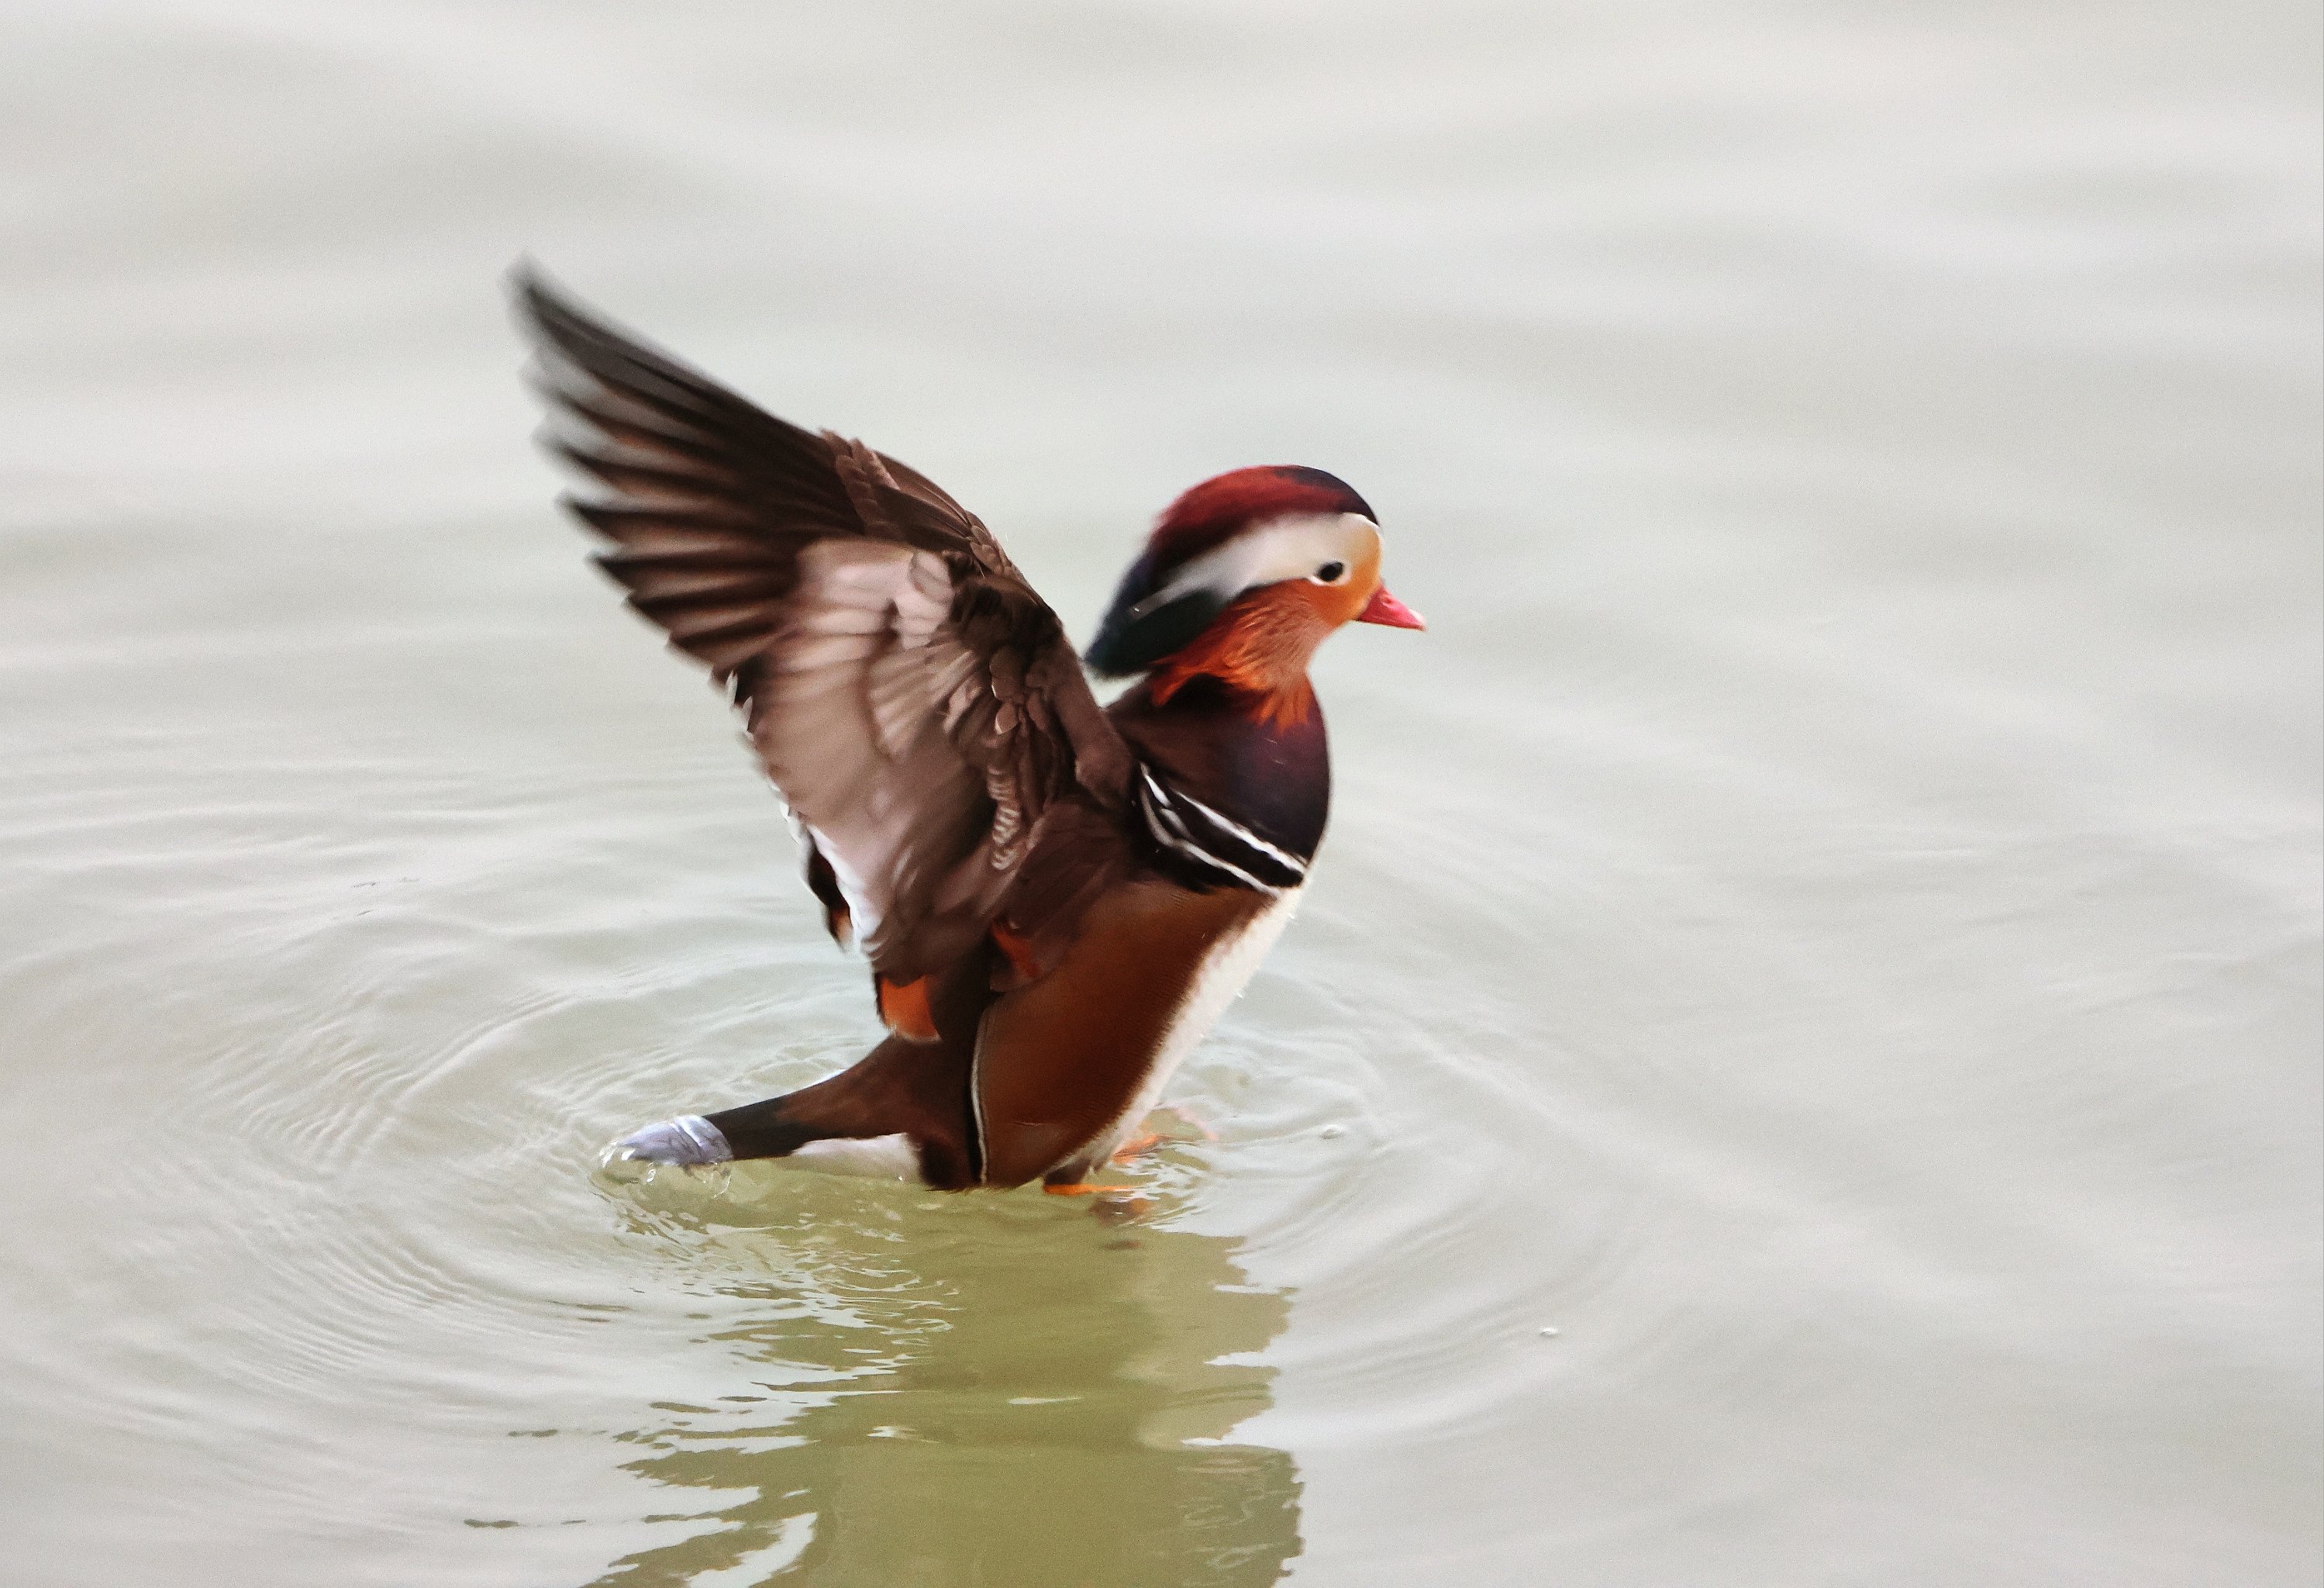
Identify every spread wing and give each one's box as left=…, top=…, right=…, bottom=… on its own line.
left=515, top=269, right=1132, bottom=1024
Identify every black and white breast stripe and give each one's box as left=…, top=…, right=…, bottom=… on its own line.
left=1135, top=765, right=1309, bottom=894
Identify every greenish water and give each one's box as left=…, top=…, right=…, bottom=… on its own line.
left=1, top=2, right=2318, bottom=1583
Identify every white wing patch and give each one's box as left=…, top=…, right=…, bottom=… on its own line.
left=757, top=540, right=992, bottom=965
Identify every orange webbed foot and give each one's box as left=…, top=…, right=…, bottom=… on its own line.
left=1107, top=1108, right=1219, bottom=1165
left=1109, top=1131, right=1164, bottom=1164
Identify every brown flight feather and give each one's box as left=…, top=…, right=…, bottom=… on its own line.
left=515, top=268, right=1133, bottom=1017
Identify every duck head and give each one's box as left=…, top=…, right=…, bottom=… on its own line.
left=1084, top=466, right=1422, bottom=716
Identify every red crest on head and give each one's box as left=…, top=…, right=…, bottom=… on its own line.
left=1084, top=464, right=1381, bottom=678
left=1144, top=465, right=1378, bottom=574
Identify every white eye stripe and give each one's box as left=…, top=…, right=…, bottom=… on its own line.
left=1142, top=513, right=1377, bottom=613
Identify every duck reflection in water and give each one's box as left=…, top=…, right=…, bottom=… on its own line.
left=588, top=1172, right=1300, bottom=1586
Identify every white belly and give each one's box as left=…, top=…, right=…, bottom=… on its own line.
left=1086, top=889, right=1300, bottom=1163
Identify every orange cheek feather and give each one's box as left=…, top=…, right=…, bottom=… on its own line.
left=1150, top=582, right=1340, bottom=724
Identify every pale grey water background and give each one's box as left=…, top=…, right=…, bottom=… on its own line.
left=2, top=2, right=2319, bottom=1584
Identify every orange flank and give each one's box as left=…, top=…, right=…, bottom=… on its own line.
left=1148, top=582, right=1329, bottom=723
left=1147, top=547, right=1391, bottom=727
left=876, top=974, right=939, bottom=1042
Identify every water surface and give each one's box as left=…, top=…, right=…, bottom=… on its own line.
left=2, top=2, right=2319, bottom=1583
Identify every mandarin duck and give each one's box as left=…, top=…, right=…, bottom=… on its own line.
left=516, top=272, right=1422, bottom=1194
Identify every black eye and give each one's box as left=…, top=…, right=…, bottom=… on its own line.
left=1315, top=561, right=1346, bottom=582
